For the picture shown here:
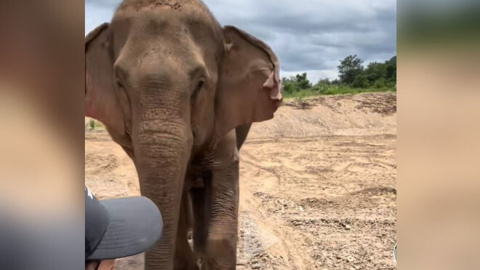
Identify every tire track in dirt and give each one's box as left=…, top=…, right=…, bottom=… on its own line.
left=243, top=134, right=396, bottom=145
left=237, top=133, right=396, bottom=269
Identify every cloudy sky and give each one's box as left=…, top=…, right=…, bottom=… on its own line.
left=85, top=0, right=396, bottom=83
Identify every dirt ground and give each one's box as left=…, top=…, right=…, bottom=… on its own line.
left=85, top=92, right=397, bottom=270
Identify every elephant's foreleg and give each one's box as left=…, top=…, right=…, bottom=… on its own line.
left=203, top=130, right=240, bottom=270
left=204, top=171, right=239, bottom=270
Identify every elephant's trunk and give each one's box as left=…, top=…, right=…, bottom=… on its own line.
left=133, top=117, right=193, bottom=269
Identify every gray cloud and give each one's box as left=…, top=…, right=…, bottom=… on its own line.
left=85, top=0, right=396, bottom=82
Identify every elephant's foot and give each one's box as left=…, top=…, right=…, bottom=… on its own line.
left=202, top=234, right=237, bottom=270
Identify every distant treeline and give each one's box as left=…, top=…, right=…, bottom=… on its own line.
left=282, top=55, right=396, bottom=97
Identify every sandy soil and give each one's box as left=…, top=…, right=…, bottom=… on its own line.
left=85, top=92, right=397, bottom=270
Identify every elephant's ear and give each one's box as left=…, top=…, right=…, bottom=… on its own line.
left=85, top=23, right=125, bottom=135
left=215, top=26, right=283, bottom=138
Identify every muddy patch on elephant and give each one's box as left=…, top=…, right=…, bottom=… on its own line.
left=85, top=92, right=396, bottom=270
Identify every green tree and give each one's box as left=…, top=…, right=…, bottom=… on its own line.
left=385, top=56, right=396, bottom=83
left=364, top=62, right=386, bottom=84
left=353, top=73, right=369, bottom=88
left=281, top=73, right=311, bottom=93
left=338, top=55, right=364, bottom=85
left=282, top=77, right=298, bottom=93
left=315, top=78, right=331, bottom=86
left=373, top=78, right=388, bottom=89
left=294, top=73, right=312, bottom=90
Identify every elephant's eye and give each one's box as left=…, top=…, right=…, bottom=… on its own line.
left=197, top=78, right=205, bottom=91
left=197, top=80, right=205, bottom=90
left=192, top=78, right=205, bottom=100
left=116, top=80, right=125, bottom=90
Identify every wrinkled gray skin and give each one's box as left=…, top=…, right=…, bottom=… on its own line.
left=85, top=0, right=282, bottom=269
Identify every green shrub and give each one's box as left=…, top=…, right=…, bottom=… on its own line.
left=89, top=119, right=96, bottom=130
left=353, top=74, right=370, bottom=88
left=373, top=78, right=387, bottom=89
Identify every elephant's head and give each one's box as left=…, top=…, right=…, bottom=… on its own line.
left=85, top=0, right=281, bottom=268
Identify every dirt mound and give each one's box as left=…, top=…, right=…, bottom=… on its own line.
left=85, top=92, right=397, bottom=270
left=248, top=92, right=396, bottom=139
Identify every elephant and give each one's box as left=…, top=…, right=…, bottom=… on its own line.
left=85, top=0, right=282, bottom=269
